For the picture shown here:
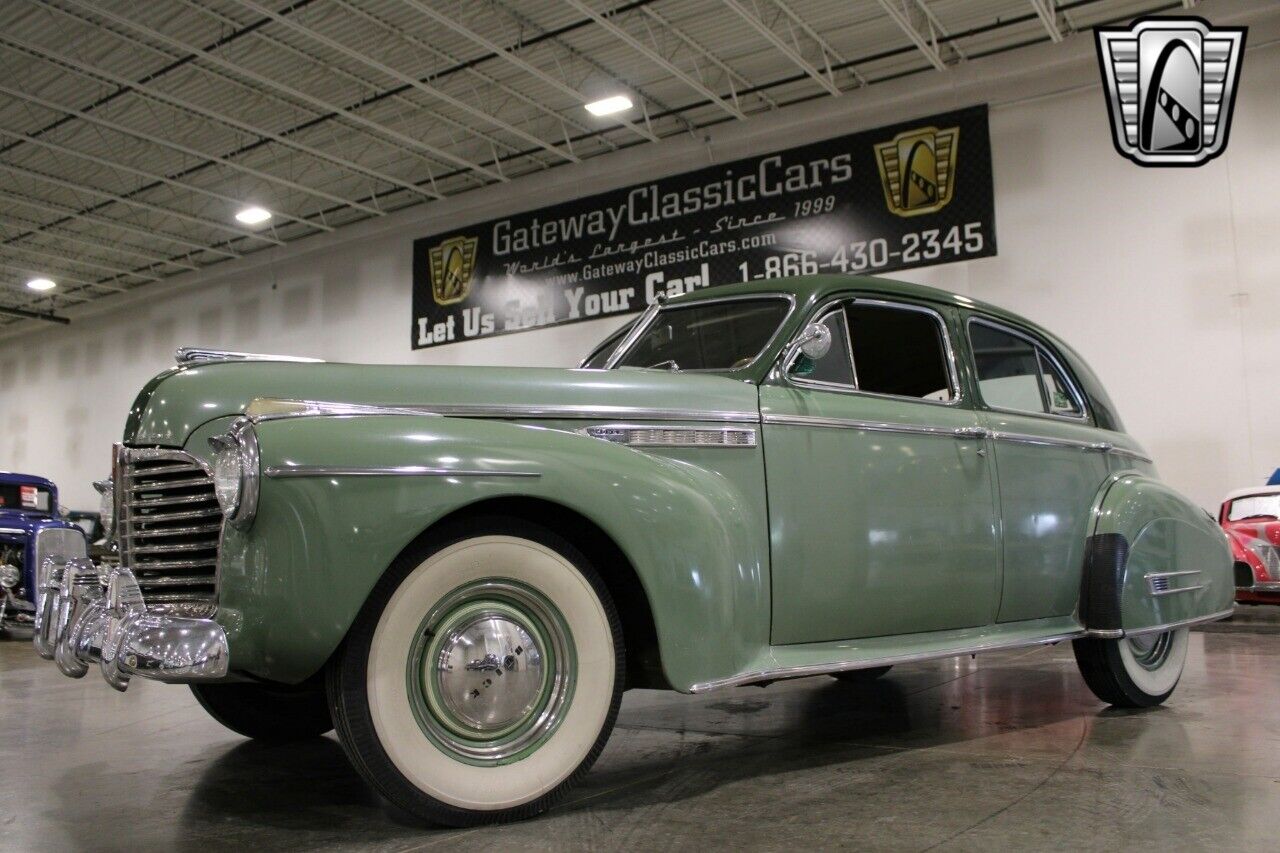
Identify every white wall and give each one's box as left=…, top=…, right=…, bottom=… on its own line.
left=3, top=1, right=1278, bottom=511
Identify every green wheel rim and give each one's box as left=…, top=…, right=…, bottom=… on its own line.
left=406, top=578, right=576, bottom=766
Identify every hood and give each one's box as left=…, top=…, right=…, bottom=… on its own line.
left=126, top=361, right=761, bottom=446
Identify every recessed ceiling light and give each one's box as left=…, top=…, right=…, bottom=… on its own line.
left=235, top=206, right=272, bottom=225
left=26, top=277, right=56, bottom=291
left=585, top=95, right=633, bottom=116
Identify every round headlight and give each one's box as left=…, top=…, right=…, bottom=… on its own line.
left=93, top=478, right=114, bottom=539
left=211, top=442, right=243, bottom=516
left=208, top=420, right=260, bottom=528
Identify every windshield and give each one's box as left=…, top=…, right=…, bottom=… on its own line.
left=612, top=298, right=790, bottom=371
left=1227, top=494, right=1280, bottom=521
left=0, top=482, right=54, bottom=514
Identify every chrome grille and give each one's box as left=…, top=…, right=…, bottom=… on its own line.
left=117, top=449, right=220, bottom=617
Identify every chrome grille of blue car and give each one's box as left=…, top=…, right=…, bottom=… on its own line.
left=117, top=449, right=220, bottom=618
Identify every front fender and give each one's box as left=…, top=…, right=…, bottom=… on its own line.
left=215, top=414, right=770, bottom=690
left=1085, top=474, right=1233, bottom=634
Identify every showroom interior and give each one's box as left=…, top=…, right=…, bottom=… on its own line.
left=0, top=0, right=1278, bottom=848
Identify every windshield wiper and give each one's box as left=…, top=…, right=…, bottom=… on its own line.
left=1236, top=514, right=1279, bottom=522
left=647, top=359, right=680, bottom=371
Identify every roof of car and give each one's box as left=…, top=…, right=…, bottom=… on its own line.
left=0, top=471, right=56, bottom=489
left=673, top=273, right=993, bottom=309
left=671, top=274, right=1128, bottom=434
left=1222, top=485, right=1280, bottom=504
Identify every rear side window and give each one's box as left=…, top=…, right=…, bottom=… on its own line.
left=969, top=320, right=1083, bottom=417
left=844, top=303, right=954, bottom=401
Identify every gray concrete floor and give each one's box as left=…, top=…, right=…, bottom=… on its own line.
left=2, top=628, right=1279, bottom=852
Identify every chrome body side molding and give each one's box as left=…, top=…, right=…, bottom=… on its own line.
left=762, top=412, right=960, bottom=439
left=246, top=397, right=760, bottom=425
left=175, top=347, right=323, bottom=366
left=579, top=424, right=758, bottom=448
left=762, top=412, right=1152, bottom=461
left=1111, top=607, right=1236, bottom=637
left=1145, top=570, right=1204, bottom=596
left=264, top=465, right=540, bottom=479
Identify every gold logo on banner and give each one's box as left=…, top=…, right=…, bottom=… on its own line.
left=874, top=126, right=959, bottom=217
left=428, top=235, right=479, bottom=305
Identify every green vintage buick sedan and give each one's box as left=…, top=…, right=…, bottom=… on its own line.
left=34, top=275, right=1232, bottom=825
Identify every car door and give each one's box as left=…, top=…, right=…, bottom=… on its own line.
left=964, top=316, right=1112, bottom=623
left=760, top=296, right=1001, bottom=644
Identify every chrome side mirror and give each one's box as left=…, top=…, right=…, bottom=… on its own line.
left=791, top=322, right=832, bottom=360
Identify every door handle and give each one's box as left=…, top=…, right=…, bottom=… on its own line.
left=953, top=426, right=990, bottom=440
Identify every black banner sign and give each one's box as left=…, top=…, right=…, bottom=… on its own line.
left=412, top=105, right=995, bottom=349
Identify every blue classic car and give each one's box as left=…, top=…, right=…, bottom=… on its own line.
left=0, top=473, right=87, bottom=633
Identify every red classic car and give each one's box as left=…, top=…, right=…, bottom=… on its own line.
left=1220, top=486, right=1280, bottom=605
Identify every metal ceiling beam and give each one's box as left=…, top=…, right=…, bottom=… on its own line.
left=911, top=0, right=966, bottom=61
left=0, top=162, right=282, bottom=246
left=0, top=239, right=159, bottom=282
left=231, top=0, right=579, bottom=165
left=0, top=35, right=440, bottom=201
left=396, top=0, right=659, bottom=143
left=563, top=0, right=747, bottom=120
left=722, top=0, right=842, bottom=96
left=0, top=213, right=198, bottom=271
left=0, top=82, right=382, bottom=217
left=56, top=0, right=503, bottom=185
left=875, top=0, right=947, bottom=71
left=0, top=264, right=120, bottom=293
left=0, top=304, right=70, bottom=325
left=771, top=0, right=868, bottom=85
left=187, top=0, right=550, bottom=172
left=0, top=128, right=332, bottom=234
left=0, top=187, right=235, bottom=259
left=334, top=0, right=616, bottom=154
left=1029, top=0, right=1064, bottom=43
left=640, top=6, right=778, bottom=111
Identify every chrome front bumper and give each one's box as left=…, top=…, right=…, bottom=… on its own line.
left=32, top=556, right=228, bottom=691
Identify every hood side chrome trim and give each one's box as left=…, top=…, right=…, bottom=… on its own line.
left=264, top=465, right=540, bottom=479
left=246, top=397, right=760, bottom=424
left=175, top=347, right=323, bottom=366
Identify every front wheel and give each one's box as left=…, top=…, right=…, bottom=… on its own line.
left=328, top=518, right=624, bottom=826
left=1072, top=628, right=1189, bottom=708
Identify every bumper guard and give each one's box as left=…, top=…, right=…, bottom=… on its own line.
left=33, top=556, right=228, bottom=691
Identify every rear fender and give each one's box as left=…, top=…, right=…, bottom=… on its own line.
left=213, top=414, right=770, bottom=690
left=1082, top=474, right=1233, bottom=634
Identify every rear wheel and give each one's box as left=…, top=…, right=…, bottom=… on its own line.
left=191, top=679, right=333, bottom=740
left=831, top=665, right=892, bottom=682
left=1072, top=628, right=1189, bottom=708
left=328, top=518, right=624, bottom=826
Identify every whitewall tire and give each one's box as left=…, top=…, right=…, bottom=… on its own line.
left=328, top=517, right=624, bottom=826
left=1072, top=628, right=1189, bottom=708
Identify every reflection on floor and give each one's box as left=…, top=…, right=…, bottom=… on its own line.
left=2, top=629, right=1278, bottom=851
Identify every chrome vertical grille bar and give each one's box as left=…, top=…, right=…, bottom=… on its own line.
left=116, top=448, right=220, bottom=618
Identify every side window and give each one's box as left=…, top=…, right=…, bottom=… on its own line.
left=1039, top=353, right=1082, bottom=416
left=790, top=309, right=854, bottom=385
left=844, top=303, right=954, bottom=401
left=969, top=320, right=1082, bottom=417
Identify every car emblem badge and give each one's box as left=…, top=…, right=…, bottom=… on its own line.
left=428, top=235, right=479, bottom=305
left=874, top=126, right=959, bottom=217
left=1095, top=17, right=1246, bottom=167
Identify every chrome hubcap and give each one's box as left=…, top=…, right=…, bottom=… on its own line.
left=408, top=580, right=574, bottom=765
left=433, top=612, right=545, bottom=735
left=1127, top=631, right=1173, bottom=671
